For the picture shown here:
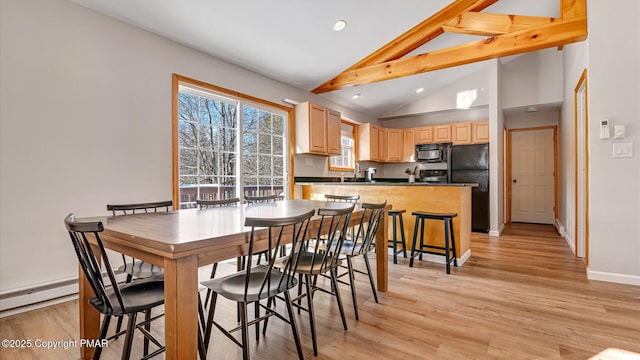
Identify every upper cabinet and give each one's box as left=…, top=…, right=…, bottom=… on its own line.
left=386, top=128, right=403, bottom=162
left=403, top=128, right=416, bottom=162
left=472, top=121, right=489, bottom=143
left=433, top=125, right=452, bottom=143
left=357, top=123, right=382, bottom=161
left=415, top=126, right=433, bottom=144
left=451, top=122, right=472, bottom=145
left=294, top=102, right=341, bottom=155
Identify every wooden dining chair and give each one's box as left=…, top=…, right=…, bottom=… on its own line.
left=334, top=201, right=386, bottom=320
left=65, top=214, right=167, bottom=360
left=200, top=209, right=314, bottom=360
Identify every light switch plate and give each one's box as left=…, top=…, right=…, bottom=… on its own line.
left=612, top=143, right=633, bottom=158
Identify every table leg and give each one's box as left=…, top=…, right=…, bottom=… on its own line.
left=78, top=263, right=100, bottom=359
left=164, top=255, right=199, bottom=360
left=375, top=208, right=389, bottom=292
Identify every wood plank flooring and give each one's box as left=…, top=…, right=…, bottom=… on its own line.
left=1, top=223, right=639, bottom=359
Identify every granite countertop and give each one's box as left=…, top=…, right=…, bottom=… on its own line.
left=296, top=182, right=478, bottom=187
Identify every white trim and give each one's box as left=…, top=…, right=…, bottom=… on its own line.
left=411, top=249, right=472, bottom=266
left=488, top=223, right=504, bottom=237
left=587, top=270, right=640, bottom=286
left=564, top=232, right=576, bottom=255
left=554, top=218, right=565, bottom=237
left=0, top=295, right=78, bottom=318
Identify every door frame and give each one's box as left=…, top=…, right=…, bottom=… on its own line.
left=506, top=125, right=558, bottom=224
left=574, top=69, right=589, bottom=264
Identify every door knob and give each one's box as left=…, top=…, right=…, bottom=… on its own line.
left=513, top=179, right=517, bottom=183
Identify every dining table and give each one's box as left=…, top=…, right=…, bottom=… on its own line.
left=76, top=199, right=389, bottom=359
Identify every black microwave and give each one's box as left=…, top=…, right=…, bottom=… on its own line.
left=416, top=143, right=450, bottom=163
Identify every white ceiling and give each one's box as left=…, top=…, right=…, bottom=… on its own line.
left=70, top=0, right=559, bottom=118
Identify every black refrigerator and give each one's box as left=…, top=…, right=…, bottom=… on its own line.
left=450, top=144, right=490, bottom=233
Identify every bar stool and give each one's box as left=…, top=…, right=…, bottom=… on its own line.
left=388, top=209, right=407, bottom=264
left=409, top=211, right=458, bottom=274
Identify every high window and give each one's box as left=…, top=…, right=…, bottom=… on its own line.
left=173, top=75, right=291, bottom=208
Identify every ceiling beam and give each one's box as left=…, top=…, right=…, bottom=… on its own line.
left=312, top=17, right=586, bottom=93
left=442, top=12, right=558, bottom=36
left=342, top=0, right=498, bottom=70
left=562, top=0, right=587, bottom=20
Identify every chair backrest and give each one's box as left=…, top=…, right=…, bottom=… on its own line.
left=244, top=194, right=282, bottom=204
left=197, top=198, right=240, bottom=208
left=64, top=213, right=126, bottom=313
left=294, top=204, right=355, bottom=275
left=106, top=200, right=173, bottom=215
left=243, top=209, right=315, bottom=302
left=343, top=201, right=387, bottom=256
left=325, top=194, right=360, bottom=204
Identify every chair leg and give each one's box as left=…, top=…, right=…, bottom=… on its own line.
left=346, top=256, right=359, bottom=320
left=239, top=303, right=250, bottom=360
left=113, top=273, right=135, bottom=340
left=419, top=218, right=425, bottom=261
left=443, top=219, right=451, bottom=274
left=392, top=215, right=398, bottom=264
left=283, top=290, right=304, bottom=360
left=450, top=218, right=458, bottom=267
left=409, top=218, right=419, bottom=267
left=121, top=312, right=137, bottom=360
left=304, top=275, right=318, bottom=356
left=93, top=315, right=111, bottom=360
left=362, top=253, right=378, bottom=303
left=204, top=262, right=218, bottom=305
left=330, top=268, right=348, bottom=331
left=254, top=301, right=260, bottom=341
left=399, top=214, right=407, bottom=258
left=143, top=310, right=151, bottom=356
left=204, top=292, right=218, bottom=353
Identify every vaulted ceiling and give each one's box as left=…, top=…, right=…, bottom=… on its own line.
left=70, top=0, right=586, bottom=118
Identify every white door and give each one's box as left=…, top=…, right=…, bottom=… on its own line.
left=511, top=128, right=555, bottom=224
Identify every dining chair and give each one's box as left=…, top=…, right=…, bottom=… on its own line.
left=273, top=204, right=354, bottom=356
left=325, top=194, right=360, bottom=240
left=106, top=200, right=172, bottom=281
left=334, top=201, right=386, bottom=320
left=244, top=193, right=282, bottom=204
left=65, top=214, right=167, bottom=360
left=200, top=209, right=314, bottom=360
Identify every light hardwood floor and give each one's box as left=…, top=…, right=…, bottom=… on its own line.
left=1, top=224, right=639, bottom=359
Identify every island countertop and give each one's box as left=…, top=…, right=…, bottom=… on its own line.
left=295, top=181, right=478, bottom=187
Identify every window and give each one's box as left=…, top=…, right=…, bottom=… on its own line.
left=329, top=121, right=356, bottom=171
left=173, top=75, right=291, bottom=208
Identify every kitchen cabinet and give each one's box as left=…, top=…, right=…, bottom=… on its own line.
left=415, top=126, right=433, bottom=144
left=294, top=102, right=341, bottom=155
left=403, top=128, right=416, bottom=162
left=386, top=128, right=403, bottom=162
left=433, top=125, right=452, bottom=142
left=472, top=121, right=489, bottom=143
left=451, top=122, right=472, bottom=145
left=357, top=123, right=382, bottom=161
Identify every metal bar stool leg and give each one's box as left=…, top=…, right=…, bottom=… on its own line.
left=409, top=217, right=420, bottom=267
left=399, top=212, right=407, bottom=258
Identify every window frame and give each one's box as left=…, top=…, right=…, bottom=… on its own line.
left=328, top=120, right=358, bottom=172
left=172, top=74, right=294, bottom=207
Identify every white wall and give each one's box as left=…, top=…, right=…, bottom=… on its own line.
left=504, top=109, right=560, bottom=130
left=501, top=48, right=564, bottom=109
left=580, top=0, right=640, bottom=284
left=0, top=0, right=374, bottom=294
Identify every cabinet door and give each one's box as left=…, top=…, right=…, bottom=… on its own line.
left=452, top=122, right=472, bottom=145
left=371, top=125, right=380, bottom=161
left=308, top=103, right=328, bottom=153
left=386, top=128, right=403, bottom=162
left=433, top=125, right=451, bottom=142
left=416, top=126, right=433, bottom=144
left=472, top=121, right=489, bottom=143
left=326, top=109, right=342, bottom=155
left=403, top=128, right=416, bottom=162
left=357, top=123, right=378, bottom=161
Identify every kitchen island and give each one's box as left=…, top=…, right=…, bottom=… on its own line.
left=297, top=182, right=476, bottom=265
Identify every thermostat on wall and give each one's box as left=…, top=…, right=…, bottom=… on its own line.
left=600, top=119, right=610, bottom=139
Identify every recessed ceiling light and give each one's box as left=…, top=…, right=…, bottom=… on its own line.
left=351, top=93, right=361, bottom=99
left=525, top=106, right=538, bottom=113
left=333, top=20, right=347, bottom=31
left=415, top=87, right=424, bottom=94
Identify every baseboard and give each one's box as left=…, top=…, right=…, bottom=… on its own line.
left=587, top=270, right=640, bottom=286
left=564, top=232, right=576, bottom=255
left=554, top=219, right=565, bottom=237
left=412, top=249, right=471, bottom=266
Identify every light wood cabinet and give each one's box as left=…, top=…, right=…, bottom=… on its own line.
left=357, top=123, right=381, bottom=161
left=452, top=122, right=472, bottom=145
left=472, top=121, right=489, bottom=143
left=326, top=109, right=342, bottom=155
left=433, top=125, right=452, bottom=142
left=386, top=128, right=403, bottom=162
left=403, top=128, right=416, bottom=162
left=415, top=126, right=433, bottom=144
left=294, top=102, right=341, bottom=155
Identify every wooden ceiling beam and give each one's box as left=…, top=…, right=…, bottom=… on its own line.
left=562, top=0, right=587, bottom=20
left=442, top=12, right=558, bottom=36
left=341, top=0, right=498, bottom=70
left=312, top=17, right=586, bottom=93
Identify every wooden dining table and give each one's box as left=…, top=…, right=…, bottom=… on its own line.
left=77, top=199, right=389, bottom=360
